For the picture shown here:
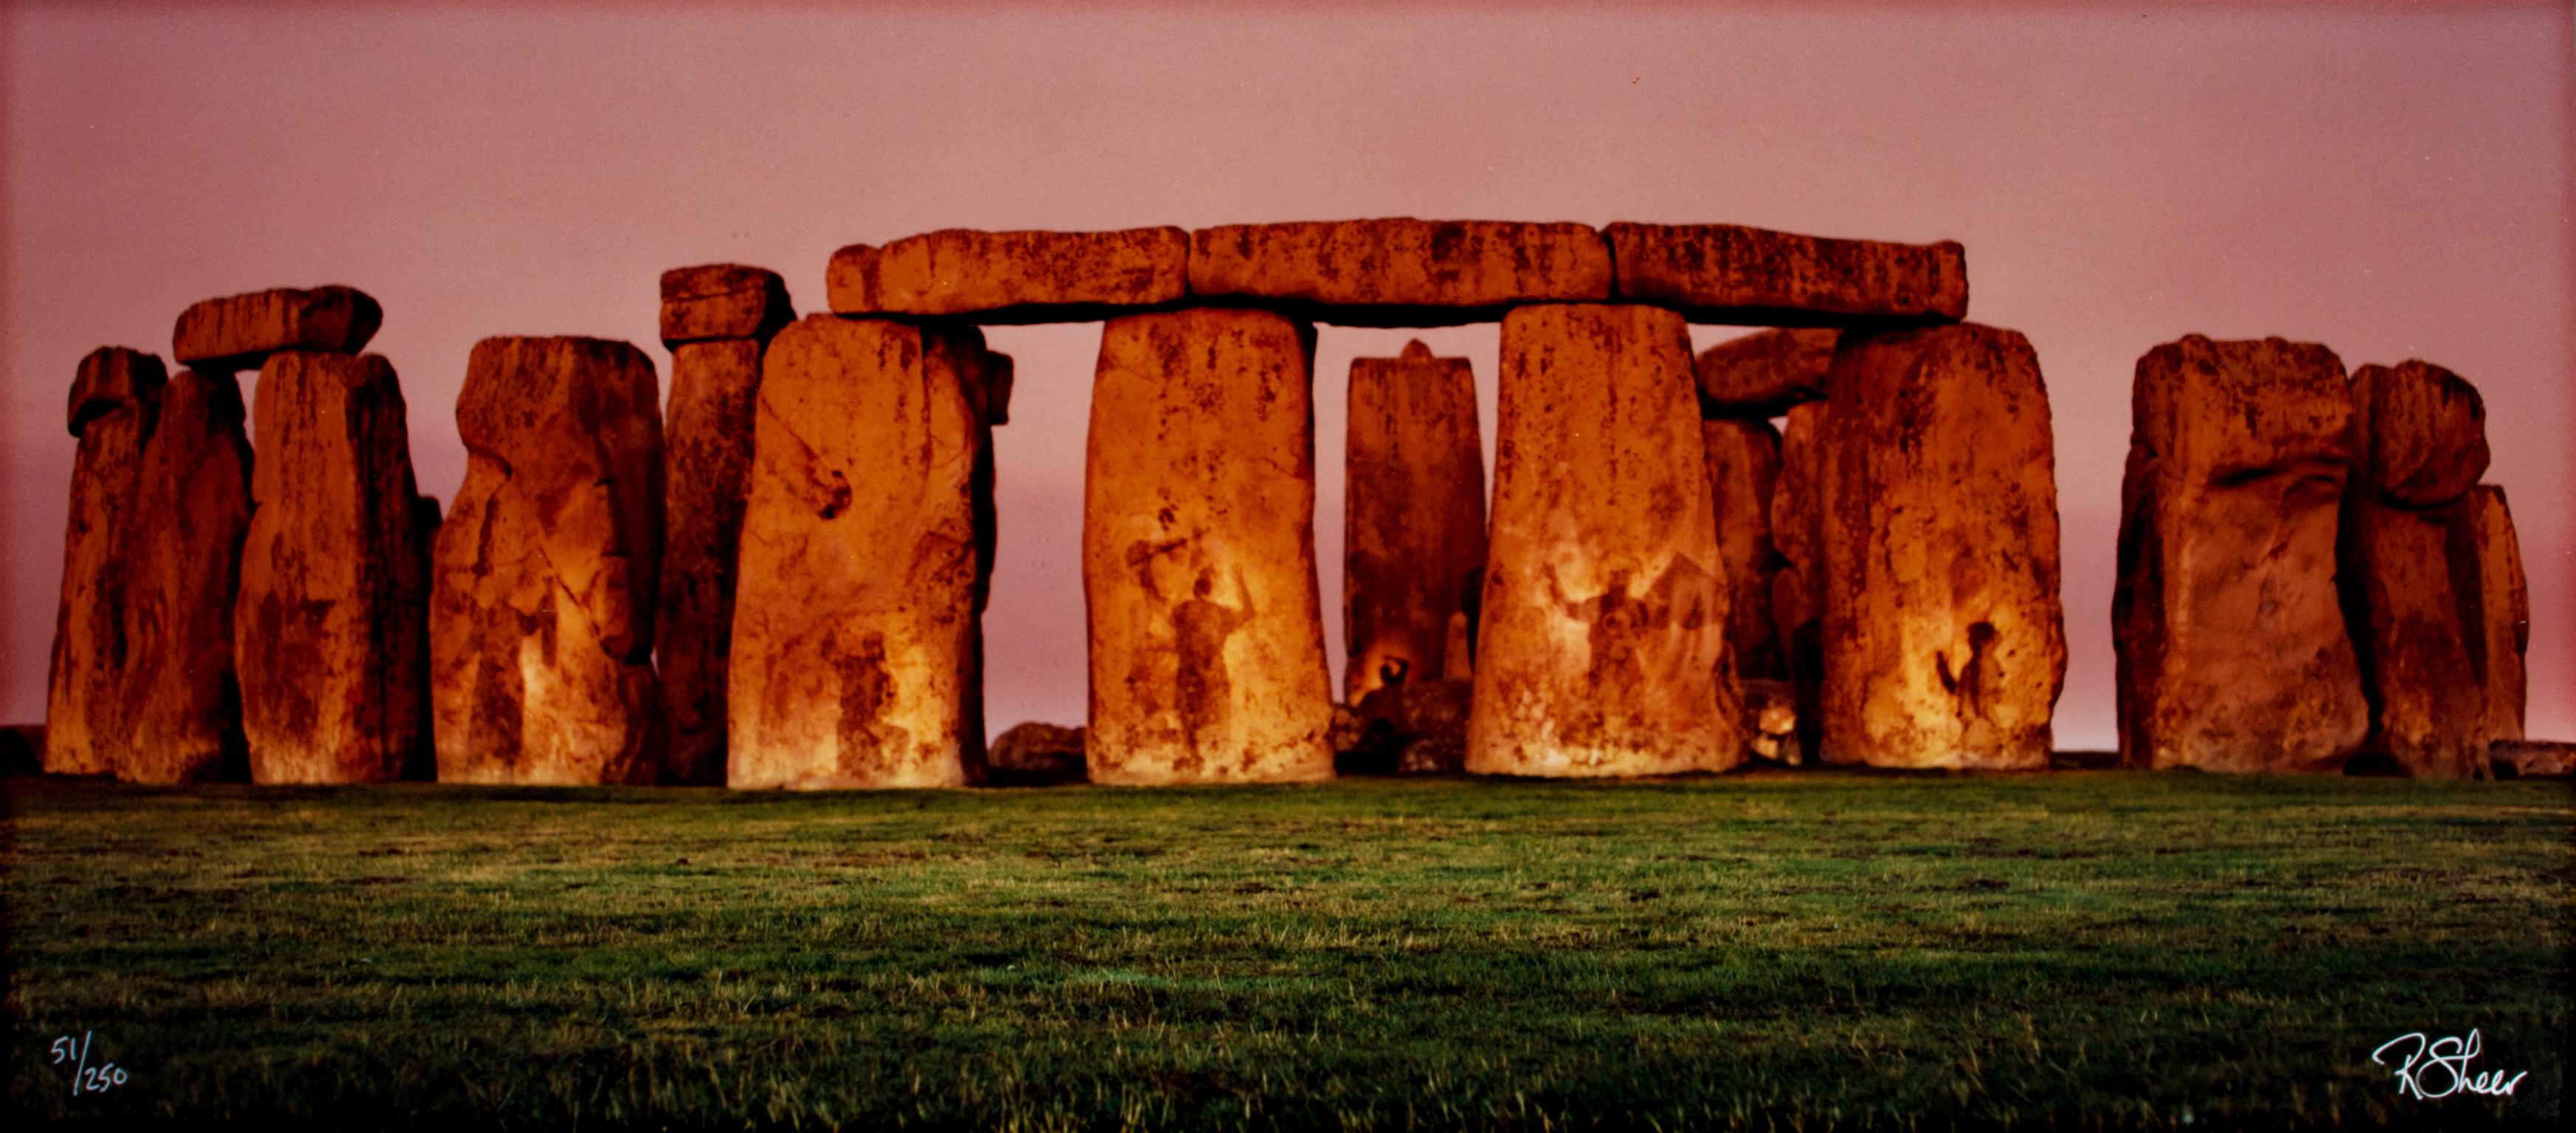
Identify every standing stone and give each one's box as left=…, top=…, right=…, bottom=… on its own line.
left=1604, top=224, right=1967, bottom=326
left=1696, top=328, right=1838, bottom=416
left=1769, top=401, right=1829, bottom=766
left=432, top=337, right=663, bottom=786
left=2447, top=486, right=2527, bottom=746
left=173, top=285, right=382, bottom=373
left=729, top=316, right=988, bottom=789
left=2341, top=360, right=2490, bottom=777
left=1468, top=304, right=1742, bottom=777
left=44, top=348, right=166, bottom=775
left=2113, top=336, right=2366, bottom=773
left=117, top=369, right=255, bottom=783
left=1703, top=417, right=1782, bottom=680
left=657, top=265, right=793, bottom=785
left=236, top=351, right=430, bottom=783
left=1084, top=308, right=1333, bottom=784
left=1821, top=325, right=2064, bottom=769
left=1344, top=340, right=1486, bottom=701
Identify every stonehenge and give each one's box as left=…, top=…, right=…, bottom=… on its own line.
left=1821, top=325, right=2066, bottom=770
left=2114, top=337, right=2367, bottom=773
left=1343, top=340, right=1486, bottom=701
left=432, top=336, right=665, bottom=786
left=657, top=265, right=794, bottom=785
left=39, top=218, right=2556, bottom=787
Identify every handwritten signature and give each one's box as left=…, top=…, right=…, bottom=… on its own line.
left=48, top=1031, right=130, bottom=1095
left=2371, top=1029, right=2527, bottom=1100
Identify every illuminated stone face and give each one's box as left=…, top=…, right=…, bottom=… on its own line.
left=118, top=368, right=254, bottom=784
left=1701, top=417, right=1782, bottom=682
left=239, top=350, right=432, bottom=784
left=2446, top=485, right=2527, bottom=748
left=1343, top=340, right=1486, bottom=701
left=1084, top=308, right=1333, bottom=785
left=45, top=347, right=166, bottom=777
left=2114, top=336, right=2366, bottom=773
left=432, top=337, right=663, bottom=786
left=1469, top=303, right=1742, bottom=777
left=2341, top=359, right=2491, bottom=778
left=1768, top=401, right=1828, bottom=764
left=1821, top=324, right=2064, bottom=770
left=728, top=315, right=989, bottom=789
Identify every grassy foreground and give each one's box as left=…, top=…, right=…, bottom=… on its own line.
left=4, top=772, right=2568, bottom=1130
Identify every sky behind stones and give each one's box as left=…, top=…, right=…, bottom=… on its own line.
left=4, top=1, right=2568, bottom=749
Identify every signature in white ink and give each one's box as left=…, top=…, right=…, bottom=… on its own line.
left=2371, top=1029, right=2527, bottom=1100
left=48, top=1031, right=130, bottom=1095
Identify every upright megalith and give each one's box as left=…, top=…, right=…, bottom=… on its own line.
left=1702, top=417, right=1782, bottom=682
left=44, top=348, right=167, bottom=775
left=1344, top=340, right=1486, bottom=701
left=1695, top=328, right=1838, bottom=416
left=432, top=337, right=664, bottom=786
left=828, top=227, right=1188, bottom=322
left=236, top=351, right=431, bottom=783
left=1468, top=304, right=1742, bottom=777
left=1821, top=325, right=2063, bottom=769
left=1604, top=224, right=1967, bottom=326
left=1084, top=308, right=1333, bottom=784
left=2447, top=486, right=2528, bottom=747
left=119, top=368, right=255, bottom=783
left=173, top=285, right=382, bottom=373
left=2340, top=360, right=2491, bottom=777
left=1769, top=401, right=1828, bottom=764
left=657, top=264, right=793, bottom=785
left=1189, top=219, right=1612, bottom=324
left=729, top=316, right=992, bottom=789
left=2113, top=337, right=2366, bottom=773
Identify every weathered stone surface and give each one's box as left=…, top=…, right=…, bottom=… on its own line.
left=1703, top=417, right=1782, bottom=681
left=44, top=348, right=165, bottom=776
left=1344, top=340, right=1486, bottom=701
left=2113, top=336, right=2366, bottom=773
left=659, top=338, right=768, bottom=786
left=1769, top=401, right=1827, bottom=766
left=1605, top=224, right=1967, bottom=326
left=173, top=285, right=382, bottom=372
left=1742, top=678, right=1802, bottom=765
left=1821, top=325, right=2064, bottom=769
left=1354, top=678, right=1474, bottom=775
left=2447, top=485, right=2527, bottom=746
left=659, top=263, right=793, bottom=346
left=986, top=723, right=1087, bottom=786
left=117, top=369, right=254, bottom=783
left=1084, top=308, right=1333, bottom=784
left=236, top=351, right=430, bottom=783
left=2491, top=740, right=2572, bottom=779
left=432, top=337, right=664, bottom=786
left=1696, top=328, right=1838, bottom=415
left=2341, top=360, right=2490, bottom=777
left=1468, top=304, right=1742, bottom=777
left=728, top=316, right=987, bottom=789
left=828, top=227, right=1187, bottom=321
left=1190, top=219, right=1611, bottom=325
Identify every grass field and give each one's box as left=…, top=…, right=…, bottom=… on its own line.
left=4, top=771, right=2569, bottom=1130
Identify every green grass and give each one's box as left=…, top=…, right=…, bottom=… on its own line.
left=4, top=772, right=2569, bottom=1130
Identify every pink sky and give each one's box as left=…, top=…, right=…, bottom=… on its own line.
left=4, top=1, right=2567, bottom=749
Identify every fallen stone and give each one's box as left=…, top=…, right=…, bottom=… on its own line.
left=1344, top=340, right=1486, bottom=701
left=985, top=723, right=1087, bottom=786
left=1703, top=417, right=1782, bottom=681
left=236, top=351, right=431, bottom=783
left=1357, top=678, right=1474, bottom=775
left=1188, top=218, right=1612, bottom=325
left=117, top=368, right=255, bottom=783
left=44, top=347, right=165, bottom=776
left=1696, top=328, right=1838, bottom=416
left=2341, top=360, right=2490, bottom=777
left=2113, top=336, right=2367, bottom=773
left=1821, top=324, right=2065, bottom=769
left=2446, top=485, right=2527, bottom=746
left=657, top=264, right=794, bottom=786
left=432, top=337, right=664, bottom=786
left=1605, top=223, right=1967, bottom=326
left=1769, top=401, right=1828, bottom=766
left=727, top=316, right=987, bottom=789
left=1468, top=303, right=1742, bottom=777
left=1742, top=678, right=1802, bottom=765
left=659, top=263, right=793, bottom=346
left=828, top=226, right=1188, bottom=322
left=2490, top=740, right=2572, bottom=779
left=173, top=285, right=382, bottom=372
left=1084, top=308, right=1334, bottom=784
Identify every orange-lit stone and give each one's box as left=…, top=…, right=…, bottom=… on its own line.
left=1702, top=417, right=1782, bottom=681
left=44, top=347, right=165, bottom=776
left=2446, top=485, right=2527, bottom=747
left=117, top=369, right=254, bottom=783
left=1768, top=401, right=1828, bottom=763
left=1343, top=339, right=1486, bottom=701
